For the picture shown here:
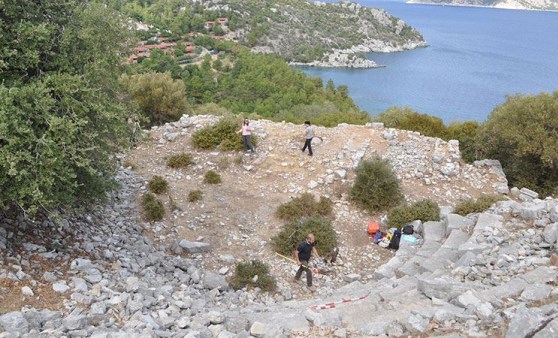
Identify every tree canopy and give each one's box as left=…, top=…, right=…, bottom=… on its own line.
left=0, top=1, right=131, bottom=213
left=476, top=92, right=558, bottom=196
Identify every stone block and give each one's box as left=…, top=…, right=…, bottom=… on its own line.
left=442, top=230, right=470, bottom=250
left=0, top=311, right=29, bottom=333
left=343, top=273, right=361, bottom=283
left=445, top=214, right=474, bottom=233
left=533, top=317, right=558, bottom=338
left=520, top=266, right=558, bottom=284
left=423, top=221, right=446, bottom=242
left=178, top=240, right=212, bottom=254
left=506, top=305, right=545, bottom=338
left=520, top=284, right=552, bottom=302
left=543, top=223, right=558, bottom=244
left=519, top=203, right=547, bottom=220
left=202, top=271, right=229, bottom=290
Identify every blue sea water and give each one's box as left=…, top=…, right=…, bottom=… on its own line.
left=301, top=1, right=558, bottom=123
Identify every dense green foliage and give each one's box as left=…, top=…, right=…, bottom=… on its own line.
left=148, top=176, right=169, bottom=194
left=387, top=200, right=440, bottom=229
left=476, top=92, right=558, bottom=197
left=141, top=193, right=165, bottom=222
left=275, top=193, right=333, bottom=223
left=446, top=121, right=481, bottom=163
left=271, top=216, right=337, bottom=257
left=373, top=107, right=447, bottom=138
left=350, top=157, right=404, bottom=213
left=167, top=153, right=194, bottom=169
left=230, top=260, right=277, bottom=292
left=204, top=170, right=222, bottom=184
left=453, top=194, right=505, bottom=216
left=120, top=72, right=190, bottom=126
left=0, top=1, right=131, bottom=213
left=214, top=50, right=369, bottom=126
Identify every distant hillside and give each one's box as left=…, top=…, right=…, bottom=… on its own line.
left=119, top=0, right=426, bottom=67
left=215, top=0, right=426, bottom=65
left=408, top=0, right=558, bottom=11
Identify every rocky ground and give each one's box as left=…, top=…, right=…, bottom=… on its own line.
left=2, top=115, right=555, bottom=337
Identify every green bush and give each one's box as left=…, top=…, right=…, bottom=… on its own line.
left=271, top=216, right=337, bottom=257
left=275, top=193, right=333, bottom=223
left=141, top=192, right=165, bottom=222
left=373, top=107, right=448, bottom=138
left=445, top=121, right=481, bottom=163
left=0, top=3, right=130, bottom=214
left=476, top=92, right=558, bottom=197
left=191, top=116, right=258, bottom=151
left=167, top=153, right=193, bottom=169
left=188, top=190, right=203, bottom=202
left=120, top=72, right=190, bottom=127
left=350, top=157, right=404, bottom=212
left=230, top=260, right=277, bottom=292
left=453, top=194, right=505, bottom=216
left=204, top=170, right=222, bottom=184
left=148, top=176, right=169, bottom=194
left=387, top=200, right=440, bottom=229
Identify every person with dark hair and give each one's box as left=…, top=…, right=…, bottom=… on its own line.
left=294, top=233, right=320, bottom=291
left=237, top=118, right=255, bottom=153
left=301, top=120, right=314, bottom=156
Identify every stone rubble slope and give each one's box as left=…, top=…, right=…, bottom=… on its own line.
left=235, top=189, right=558, bottom=337
left=2, top=115, right=552, bottom=337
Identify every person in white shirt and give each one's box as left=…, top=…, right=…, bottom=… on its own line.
left=301, top=120, right=313, bottom=156
left=238, top=118, right=255, bottom=153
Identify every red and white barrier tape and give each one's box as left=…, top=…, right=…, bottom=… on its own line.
left=308, top=294, right=369, bottom=310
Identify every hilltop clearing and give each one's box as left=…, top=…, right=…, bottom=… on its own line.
left=124, top=115, right=507, bottom=296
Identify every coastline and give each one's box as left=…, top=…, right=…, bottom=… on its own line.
left=405, top=1, right=558, bottom=13
left=288, top=40, right=428, bottom=69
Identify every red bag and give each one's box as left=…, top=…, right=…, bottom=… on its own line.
left=368, top=221, right=380, bottom=237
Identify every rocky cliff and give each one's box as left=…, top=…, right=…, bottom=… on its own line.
left=1, top=116, right=556, bottom=337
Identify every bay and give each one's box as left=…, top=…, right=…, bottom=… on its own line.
left=302, top=1, right=558, bottom=123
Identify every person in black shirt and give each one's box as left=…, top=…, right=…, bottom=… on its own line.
left=294, top=233, right=320, bottom=289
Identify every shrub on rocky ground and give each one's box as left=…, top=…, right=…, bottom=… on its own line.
left=148, top=176, right=169, bottom=194
left=271, top=216, right=337, bottom=257
left=230, top=260, right=277, bottom=292
left=387, top=199, right=440, bottom=229
left=141, top=193, right=165, bottom=222
left=454, top=194, right=505, bottom=216
left=216, top=157, right=230, bottom=170
left=188, top=190, right=203, bottom=202
left=122, top=160, right=136, bottom=170
left=167, top=153, right=193, bottom=169
left=350, top=157, right=403, bottom=212
left=191, top=116, right=258, bottom=151
left=204, top=170, right=221, bottom=184
left=275, top=193, right=333, bottom=222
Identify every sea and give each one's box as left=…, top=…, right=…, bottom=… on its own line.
left=301, top=0, right=558, bottom=123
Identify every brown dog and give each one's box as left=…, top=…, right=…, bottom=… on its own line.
left=323, top=247, right=339, bottom=264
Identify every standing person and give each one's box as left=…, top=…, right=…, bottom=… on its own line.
left=294, top=233, right=320, bottom=290
left=237, top=118, right=255, bottom=153
left=301, top=120, right=313, bottom=156
left=128, top=114, right=141, bottom=147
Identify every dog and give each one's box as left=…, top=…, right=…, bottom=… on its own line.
left=323, top=247, right=339, bottom=264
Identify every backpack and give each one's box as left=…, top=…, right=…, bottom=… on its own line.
left=374, top=231, right=383, bottom=244
left=402, top=224, right=414, bottom=235
left=388, top=229, right=401, bottom=250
